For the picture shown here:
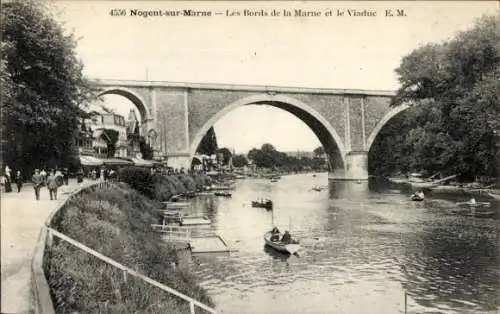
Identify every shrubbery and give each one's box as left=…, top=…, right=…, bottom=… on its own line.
left=118, top=167, right=154, bottom=198
left=46, top=183, right=214, bottom=313
left=117, top=167, right=211, bottom=201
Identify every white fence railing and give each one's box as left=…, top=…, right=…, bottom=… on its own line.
left=47, top=228, right=215, bottom=314
left=32, top=181, right=216, bottom=314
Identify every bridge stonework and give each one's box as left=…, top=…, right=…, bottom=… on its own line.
left=94, top=80, right=403, bottom=180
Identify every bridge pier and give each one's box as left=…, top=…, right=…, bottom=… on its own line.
left=166, top=154, right=190, bottom=171
left=329, top=151, right=368, bottom=180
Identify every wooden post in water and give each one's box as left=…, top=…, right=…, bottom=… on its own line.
left=404, top=291, right=407, bottom=314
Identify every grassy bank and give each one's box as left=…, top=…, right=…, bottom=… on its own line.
left=46, top=181, right=214, bottom=313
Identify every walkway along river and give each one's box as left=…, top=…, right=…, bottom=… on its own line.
left=174, top=172, right=499, bottom=314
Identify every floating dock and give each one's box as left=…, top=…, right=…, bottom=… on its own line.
left=162, top=202, right=191, bottom=209
left=190, top=235, right=236, bottom=253
left=181, top=216, right=212, bottom=226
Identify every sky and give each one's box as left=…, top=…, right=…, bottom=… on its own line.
left=54, top=1, right=498, bottom=154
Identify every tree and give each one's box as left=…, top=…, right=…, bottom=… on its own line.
left=101, top=129, right=119, bottom=158
left=1, top=1, right=95, bottom=174
left=215, top=147, right=232, bottom=165
left=196, top=127, right=218, bottom=155
left=232, top=154, right=248, bottom=167
left=313, top=146, right=325, bottom=158
left=372, top=15, right=499, bottom=178
left=139, top=138, right=154, bottom=160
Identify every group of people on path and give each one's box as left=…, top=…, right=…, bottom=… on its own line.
left=31, top=168, right=67, bottom=200
left=2, top=165, right=25, bottom=193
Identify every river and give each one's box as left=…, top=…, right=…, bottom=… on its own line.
left=181, top=172, right=499, bottom=314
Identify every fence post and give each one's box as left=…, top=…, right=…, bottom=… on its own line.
left=123, top=270, right=128, bottom=283
left=46, top=228, right=53, bottom=248
left=404, top=291, right=407, bottom=314
left=190, top=301, right=195, bottom=314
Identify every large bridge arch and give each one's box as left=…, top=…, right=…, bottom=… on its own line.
left=366, top=103, right=410, bottom=152
left=189, top=94, right=347, bottom=170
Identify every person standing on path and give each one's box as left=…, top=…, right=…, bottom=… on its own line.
left=15, top=170, right=23, bottom=192
left=32, top=169, right=43, bottom=200
left=4, top=165, right=12, bottom=193
left=46, top=170, right=59, bottom=200
left=40, top=168, right=47, bottom=186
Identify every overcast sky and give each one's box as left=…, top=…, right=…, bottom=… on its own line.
left=54, top=1, right=498, bottom=153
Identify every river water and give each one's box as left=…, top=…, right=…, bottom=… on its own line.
left=181, top=173, right=499, bottom=314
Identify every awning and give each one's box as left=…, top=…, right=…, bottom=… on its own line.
left=132, top=158, right=154, bottom=167
left=79, top=155, right=103, bottom=166
left=102, top=158, right=133, bottom=166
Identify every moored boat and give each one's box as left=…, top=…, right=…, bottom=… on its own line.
left=456, top=197, right=491, bottom=208
left=387, top=177, right=408, bottom=184
left=488, top=191, right=500, bottom=200
left=264, top=231, right=301, bottom=255
left=451, top=208, right=496, bottom=218
left=214, top=192, right=232, bottom=197
left=411, top=191, right=425, bottom=202
left=252, top=198, right=273, bottom=209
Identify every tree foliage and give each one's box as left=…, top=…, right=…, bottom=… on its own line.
left=370, top=15, right=500, bottom=179
left=232, top=154, right=248, bottom=167
left=101, top=129, right=119, bottom=158
left=215, top=147, right=232, bottom=165
left=1, top=1, right=95, bottom=174
left=196, top=127, right=218, bottom=155
left=248, top=143, right=325, bottom=171
left=313, top=146, right=325, bottom=157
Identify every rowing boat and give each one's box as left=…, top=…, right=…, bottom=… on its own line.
left=456, top=201, right=491, bottom=208
left=489, top=191, right=500, bottom=200
left=263, top=231, right=301, bottom=255
left=252, top=199, right=273, bottom=209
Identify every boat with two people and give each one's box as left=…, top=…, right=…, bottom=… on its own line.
left=264, top=226, right=301, bottom=255
left=252, top=198, right=273, bottom=209
left=411, top=190, right=425, bottom=202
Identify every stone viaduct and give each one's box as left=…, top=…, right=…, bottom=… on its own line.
left=92, top=79, right=408, bottom=180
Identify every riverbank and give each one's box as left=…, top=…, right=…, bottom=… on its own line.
left=46, top=180, right=214, bottom=313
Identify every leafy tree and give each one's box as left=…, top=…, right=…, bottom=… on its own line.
left=101, top=129, right=119, bottom=158
left=313, top=146, right=325, bottom=158
left=196, top=126, right=218, bottom=155
left=232, top=154, right=248, bottom=167
left=139, top=138, right=154, bottom=160
left=371, top=15, right=499, bottom=179
left=215, top=147, right=232, bottom=165
left=1, top=1, right=95, bottom=174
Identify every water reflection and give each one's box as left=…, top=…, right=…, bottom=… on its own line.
left=182, top=173, right=499, bottom=314
left=263, top=245, right=291, bottom=262
left=401, top=219, right=499, bottom=312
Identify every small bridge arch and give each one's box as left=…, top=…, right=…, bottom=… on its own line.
left=97, top=87, right=151, bottom=123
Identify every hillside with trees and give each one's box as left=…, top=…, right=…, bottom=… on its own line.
left=369, top=15, right=499, bottom=181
